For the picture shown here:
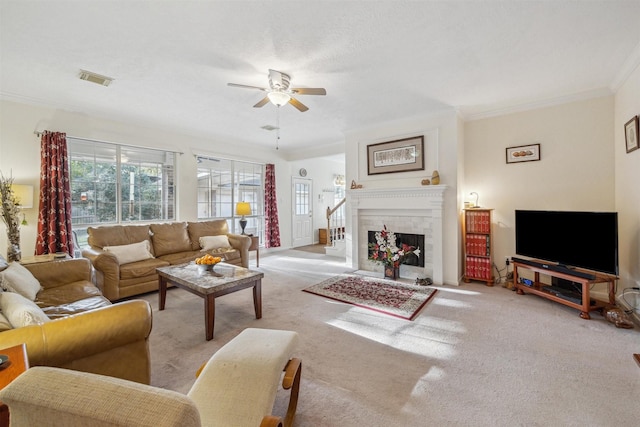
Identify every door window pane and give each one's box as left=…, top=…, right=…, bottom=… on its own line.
left=295, top=182, right=309, bottom=215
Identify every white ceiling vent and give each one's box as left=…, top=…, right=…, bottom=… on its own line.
left=78, top=70, right=113, bottom=86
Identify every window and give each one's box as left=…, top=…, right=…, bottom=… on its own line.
left=197, top=156, right=264, bottom=240
left=294, top=181, right=310, bottom=215
left=68, top=139, right=176, bottom=244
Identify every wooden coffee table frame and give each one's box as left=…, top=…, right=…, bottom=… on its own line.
left=157, top=263, right=263, bottom=341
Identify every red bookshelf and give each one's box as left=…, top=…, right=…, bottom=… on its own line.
left=463, top=208, right=494, bottom=286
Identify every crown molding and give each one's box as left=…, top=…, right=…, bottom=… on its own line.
left=461, top=88, right=613, bottom=122
left=610, top=39, right=640, bottom=92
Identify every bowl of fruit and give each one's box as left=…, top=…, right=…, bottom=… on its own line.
left=195, top=254, right=222, bottom=272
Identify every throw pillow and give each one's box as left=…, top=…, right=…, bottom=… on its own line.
left=187, top=220, right=229, bottom=250
left=0, top=262, right=43, bottom=301
left=0, top=311, right=13, bottom=331
left=0, top=292, right=51, bottom=328
left=199, top=235, right=231, bottom=251
left=0, top=254, right=8, bottom=272
left=103, top=240, right=154, bottom=265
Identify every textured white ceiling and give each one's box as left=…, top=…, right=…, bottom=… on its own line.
left=1, top=1, right=639, bottom=157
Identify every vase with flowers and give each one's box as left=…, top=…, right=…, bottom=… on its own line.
left=0, top=173, right=22, bottom=262
left=368, top=225, right=421, bottom=280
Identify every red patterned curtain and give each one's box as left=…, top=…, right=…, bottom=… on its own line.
left=35, top=131, right=73, bottom=255
left=264, top=163, right=281, bottom=248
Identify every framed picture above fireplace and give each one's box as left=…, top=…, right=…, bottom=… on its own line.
left=367, top=136, right=424, bottom=175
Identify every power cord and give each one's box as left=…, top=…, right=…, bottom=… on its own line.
left=621, top=287, right=640, bottom=315
left=492, top=262, right=510, bottom=285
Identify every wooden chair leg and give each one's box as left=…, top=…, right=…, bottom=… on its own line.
left=260, top=415, right=283, bottom=427
left=282, top=358, right=302, bottom=427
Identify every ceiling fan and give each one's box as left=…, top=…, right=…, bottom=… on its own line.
left=227, top=69, right=326, bottom=112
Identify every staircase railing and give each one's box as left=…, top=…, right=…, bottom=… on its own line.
left=325, top=197, right=346, bottom=246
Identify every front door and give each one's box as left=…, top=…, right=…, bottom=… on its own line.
left=292, top=177, right=313, bottom=247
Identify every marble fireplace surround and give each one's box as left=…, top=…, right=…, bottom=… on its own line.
left=349, top=186, right=446, bottom=284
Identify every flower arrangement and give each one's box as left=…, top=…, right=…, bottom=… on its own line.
left=368, top=225, right=421, bottom=268
left=0, top=173, right=22, bottom=262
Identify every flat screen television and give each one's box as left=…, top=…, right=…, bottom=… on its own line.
left=515, top=210, right=618, bottom=276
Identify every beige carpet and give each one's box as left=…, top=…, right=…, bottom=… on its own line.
left=139, top=249, right=639, bottom=426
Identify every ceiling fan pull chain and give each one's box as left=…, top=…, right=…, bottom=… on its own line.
left=276, top=106, right=280, bottom=150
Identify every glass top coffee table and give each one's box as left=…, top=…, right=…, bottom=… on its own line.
left=157, top=262, right=264, bottom=341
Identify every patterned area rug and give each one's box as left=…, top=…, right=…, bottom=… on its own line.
left=303, top=274, right=438, bottom=320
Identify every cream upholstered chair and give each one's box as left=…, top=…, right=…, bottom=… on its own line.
left=0, top=328, right=301, bottom=427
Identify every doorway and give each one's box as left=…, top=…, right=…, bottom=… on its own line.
left=292, top=177, right=313, bottom=247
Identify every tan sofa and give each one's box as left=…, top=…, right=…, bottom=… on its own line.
left=0, top=257, right=152, bottom=384
left=82, top=219, right=252, bottom=301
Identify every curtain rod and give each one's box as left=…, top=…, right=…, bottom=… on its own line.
left=195, top=153, right=265, bottom=167
left=33, top=131, right=184, bottom=155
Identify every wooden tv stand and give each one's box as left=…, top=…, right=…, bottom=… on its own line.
left=513, top=259, right=616, bottom=319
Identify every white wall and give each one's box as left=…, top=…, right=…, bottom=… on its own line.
left=465, top=96, right=616, bottom=292
left=0, top=99, right=301, bottom=257
left=614, top=61, right=640, bottom=292
left=344, top=109, right=462, bottom=286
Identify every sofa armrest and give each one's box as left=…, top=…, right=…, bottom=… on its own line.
left=82, top=247, right=121, bottom=300
left=0, top=300, right=153, bottom=384
left=0, top=367, right=201, bottom=427
left=227, top=233, right=251, bottom=268
left=24, top=258, right=92, bottom=290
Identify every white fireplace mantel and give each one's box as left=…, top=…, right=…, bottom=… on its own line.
left=348, top=185, right=447, bottom=284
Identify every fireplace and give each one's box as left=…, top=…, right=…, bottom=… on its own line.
left=348, top=186, right=446, bottom=283
left=367, top=231, right=425, bottom=267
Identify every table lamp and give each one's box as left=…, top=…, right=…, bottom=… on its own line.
left=235, top=202, right=251, bottom=235
left=11, top=184, right=34, bottom=225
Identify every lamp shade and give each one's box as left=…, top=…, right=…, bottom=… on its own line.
left=235, top=202, right=251, bottom=217
left=10, top=184, right=34, bottom=209
left=267, top=91, right=291, bottom=106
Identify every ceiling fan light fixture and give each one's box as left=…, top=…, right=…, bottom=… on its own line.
left=267, top=91, right=290, bottom=106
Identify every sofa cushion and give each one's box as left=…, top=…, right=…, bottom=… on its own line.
left=219, top=249, right=241, bottom=262
left=199, top=235, right=231, bottom=251
left=36, top=281, right=105, bottom=308
left=150, top=222, right=192, bottom=257
left=0, top=254, right=8, bottom=272
left=157, top=250, right=201, bottom=266
left=0, top=262, right=42, bottom=300
left=119, top=258, right=170, bottom=281
left=187, top=220, right=230, bottom=250
left=0, top=292, right=51, bottom=327
left=88, top=224, right=152, bottom=251
left=103, top=240, right=154, bottom=265
left=40, top=296, right=112, bottom=319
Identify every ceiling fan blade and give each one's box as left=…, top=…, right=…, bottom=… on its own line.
left=291, top=87, right=326, bottom=96
left=227, top=83, right=267, bottom=91
left=289, top=97, right=309, bottom=112
left=253, top=97, right=270, bottom=108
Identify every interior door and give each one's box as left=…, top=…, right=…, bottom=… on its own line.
left=292, top=177, right=313, bottom=247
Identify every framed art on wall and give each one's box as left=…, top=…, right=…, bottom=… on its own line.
left=624, top=115, right=639, bottom=154
left=367, top=136, right=424, bottom=175
left=506, top=143, right=541, bottom=164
